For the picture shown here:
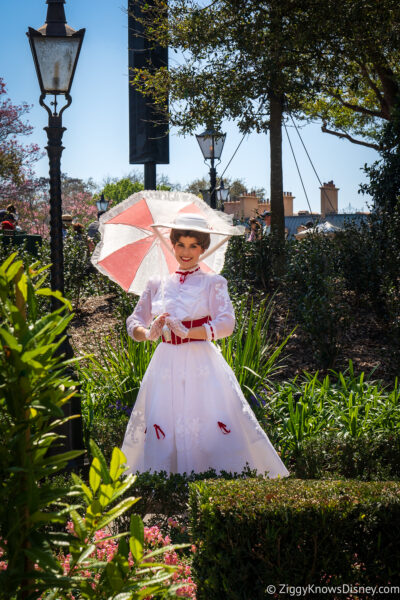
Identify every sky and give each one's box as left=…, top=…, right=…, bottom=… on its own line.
left=0, top=0, right=379, bottom=213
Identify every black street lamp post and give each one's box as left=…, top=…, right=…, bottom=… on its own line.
left=27, top=0, right=85, bottom=464
left=27, top=0, right=85, bottom=319
left=196, top=129, right=226, bottom=209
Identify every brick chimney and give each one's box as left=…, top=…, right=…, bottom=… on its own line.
left=320, top=181, right=338, bottom=217
left=238, top=191, right=261, bottom=218
left=283, top=191, right=294, bottom=216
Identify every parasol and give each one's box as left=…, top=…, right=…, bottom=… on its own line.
left=91, top=190, right=244, bottom=295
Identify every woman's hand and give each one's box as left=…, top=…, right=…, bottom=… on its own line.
left=145, top=313, right=169, bottom=341
left=165, top=316, right=189, bottom=339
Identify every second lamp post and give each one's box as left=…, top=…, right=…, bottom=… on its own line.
left=196, top=128, right=226, bottom=209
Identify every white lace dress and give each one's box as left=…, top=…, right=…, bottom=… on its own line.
left=121, top=269, right=289, bottom=478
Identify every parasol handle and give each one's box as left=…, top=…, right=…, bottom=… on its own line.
left=200, top=235, right=231, bottom=261
left=153, top=228, right=175, bottom=257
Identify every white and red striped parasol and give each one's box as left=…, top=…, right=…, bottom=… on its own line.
left=91, top=190, right=244, bottom=295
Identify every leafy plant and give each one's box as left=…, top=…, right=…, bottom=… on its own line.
left=0, top=253, right=82, bottom=597
left=78, top=332, right=156, bottom=423
left=265, top=361, right=400, bottom=459
left=38, top=441, right=187, bottom=600
left=285, top=233, right=348, bottom=368
left=219, top=296, right=293, bottom=405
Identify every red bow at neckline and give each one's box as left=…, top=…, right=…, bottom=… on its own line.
left=176, top=265, right=200, bottom=284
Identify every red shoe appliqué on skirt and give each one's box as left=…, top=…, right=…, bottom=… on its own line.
left=218, top=421, right=231, bottom=434
left=154, top=424, right=166, bottom=439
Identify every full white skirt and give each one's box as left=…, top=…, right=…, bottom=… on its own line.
left=121, top=341, right=289, bottom=478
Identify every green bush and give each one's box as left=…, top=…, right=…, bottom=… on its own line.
left=87, top=412, right=129, bottom=463
left=189, top=478, right=400, bottom=599
left=285, top=234, right=348, bottom=368
left=292, top=431, right=400, bottom=481
left=78, top=332, right=156, bottom=421
left=222, top=232, right=277, bottom=293
left=264, top=363, right=400, bottom=460
left=219, top=297, right=293, bottom=408
left=332, top=220, right=382, bottom=308
left=0, top=254, right=81, bottom=596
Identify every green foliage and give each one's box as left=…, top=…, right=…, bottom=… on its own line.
left=219, top=297, right=293, bottom=407
left=189, top=478, right=400, bottom=598
left=101, top=178, right=145, bottom=207
left=88, top=412, right=130, bottom=463
left=285, top=233, right=348, bottom=368
left=223, top=232, right=277, bottom=293
left=361, top=107, right=400, bottom=212
left=79, top=332, right=156, bottom=421
left=0, top=253, right=83, bottom=597
left=293, top=431, right=400, bottom=481
left=265, top=363, right=400, bottom=460
left=99, top=175, right=173, bottom=208
left=44, top=441, right=186, bottom=600
left=359, top=113, right=400, bottom=367
left=332, top=219, right=382, bottom=308
left=63, top=234, right=95, bottom=309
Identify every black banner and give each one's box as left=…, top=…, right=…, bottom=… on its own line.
left=128, top=0, right=169, bottom=165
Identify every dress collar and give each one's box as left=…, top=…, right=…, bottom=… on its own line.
left=175, top=265, right=200, bottom=284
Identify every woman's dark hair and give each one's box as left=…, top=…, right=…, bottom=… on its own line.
left=170, top=229, right=211, bottom=251
left=73, top=222, right=84, bottom=233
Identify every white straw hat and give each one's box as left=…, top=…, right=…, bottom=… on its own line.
left=151, top=213, right=235, bottom=236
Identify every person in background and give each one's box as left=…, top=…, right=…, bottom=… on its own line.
left=1, top=215, right=16, bottom=231
left=0, top=204, right=18, bottom=229
left=62, top=214, right=73, bottom=239
left=87, top=210, right=105, bottom=241
left=261, top=210, right=271, bottom=235
left=246, top=217, right=261, bottom=242
left=72, top=222, right=85, bottom=240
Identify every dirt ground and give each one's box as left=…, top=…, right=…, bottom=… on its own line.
left=70, top=292, right=396, bottom=386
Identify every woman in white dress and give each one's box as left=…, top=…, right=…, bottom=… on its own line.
left=121, top=214, right=289, bottom=478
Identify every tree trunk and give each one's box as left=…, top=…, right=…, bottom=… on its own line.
left=269, top=92, right=285, bottom=243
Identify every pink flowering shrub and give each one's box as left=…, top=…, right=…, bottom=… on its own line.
left=57, top=520, right=196, bottom=599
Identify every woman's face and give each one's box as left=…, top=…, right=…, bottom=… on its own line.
left=173, top=235, right=203, bottom=270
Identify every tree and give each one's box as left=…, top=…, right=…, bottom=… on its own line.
left=98, top=172, right=177, bottom=207
left=0, top=78, right=42, bottom=201
left=185, top=176, right=247, bottom=199
left=8, top=175, right=98, bottom=237
left=304, top=0, right=400, bottom=150
left=130, top=0, right=400, bottom=245
left=101, top=177, right=144, bottom=206
left=131, top=0, right=320, bottom=243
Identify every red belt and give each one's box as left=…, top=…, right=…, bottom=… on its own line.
left=162, top=315, right=211, bottom=345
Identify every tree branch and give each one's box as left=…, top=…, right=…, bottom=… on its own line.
left=321, top=122, right=379, bottom=150
left=358, top=62, right=385, bottom=110
left=331, top=92, right=384, bottom=119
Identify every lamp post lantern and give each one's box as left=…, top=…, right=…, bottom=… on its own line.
left=96, top=193, right=110, bottom=213
left=196, top=128, right=226, bottom=209
left=216, top=178, right=230, bottom=210
left=27, top=0, right=85, bottom=465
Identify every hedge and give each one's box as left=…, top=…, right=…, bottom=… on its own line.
left=291, top=431, right=400, bottom=481
left=189, top=478, right=400, bottom=599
